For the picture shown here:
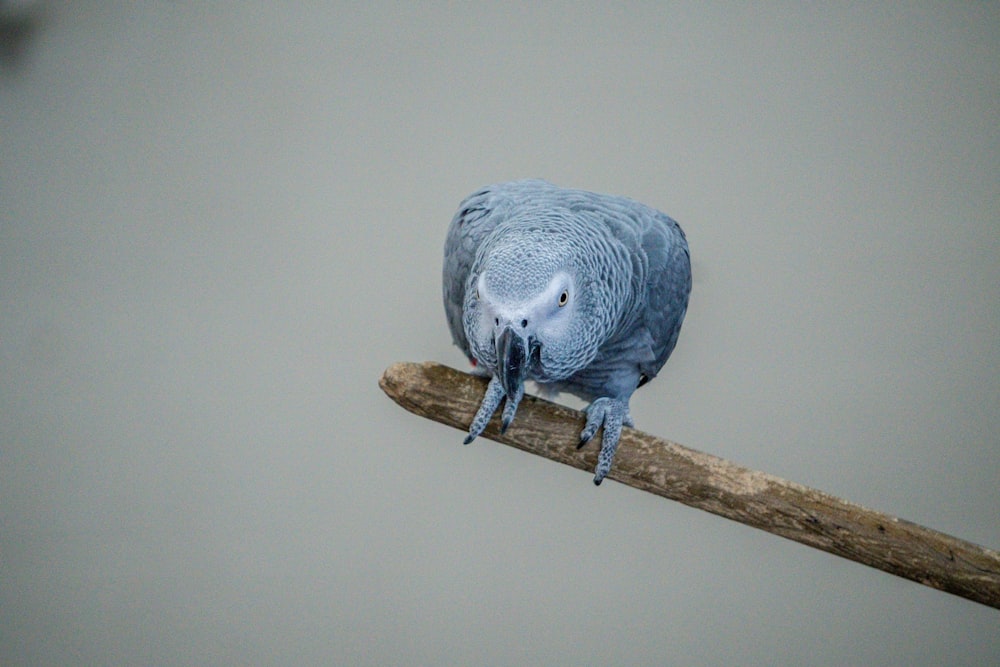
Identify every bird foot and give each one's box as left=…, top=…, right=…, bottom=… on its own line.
left=578, top=397, right=631, bottom=484
left=464, top=376, right=505, bottom=443
left=464, top=376, right=523, bottom=443
left=500, top=383, right=524, bottom=433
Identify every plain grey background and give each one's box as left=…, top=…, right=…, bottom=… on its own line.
left=2, top=2, right=998, bottom=665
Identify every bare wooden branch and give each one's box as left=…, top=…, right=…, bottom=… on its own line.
left=379, top=361, right=1000, bottom=610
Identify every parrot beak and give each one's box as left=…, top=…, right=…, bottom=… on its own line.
left=495, top=326, right=528, bottom=401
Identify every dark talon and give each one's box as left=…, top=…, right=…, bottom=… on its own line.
left=593, top=477, right=603, bottom=486
left=500, top=416, right=512, bottom=434
left=463, top=434, right=476, bottom=445
left=577, top=437, right=589, bottom=449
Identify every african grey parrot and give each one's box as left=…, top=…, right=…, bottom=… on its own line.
left=443, top=180, right=691, bottom=484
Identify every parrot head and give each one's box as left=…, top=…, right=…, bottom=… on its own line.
left=462, top=220, right=607, bottom=403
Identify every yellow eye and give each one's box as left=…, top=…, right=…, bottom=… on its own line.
left=558, top=290, right=569, bottom=307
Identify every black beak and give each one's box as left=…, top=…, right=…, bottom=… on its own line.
left=495, top=326, right=528, bottom=402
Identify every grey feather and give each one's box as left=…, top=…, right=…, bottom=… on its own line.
left=442, top=179, right=691, bottom=483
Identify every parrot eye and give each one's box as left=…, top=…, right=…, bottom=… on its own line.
left=558, top=290, right=569, bottom=307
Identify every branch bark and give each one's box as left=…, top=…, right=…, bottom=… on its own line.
left=379, top=361, right=1000, bottom=610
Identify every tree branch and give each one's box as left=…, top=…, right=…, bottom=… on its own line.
left=379, top=361, right=1000, bottom=610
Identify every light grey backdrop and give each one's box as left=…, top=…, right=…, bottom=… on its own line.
left=2, top=3, right=997, bottom=665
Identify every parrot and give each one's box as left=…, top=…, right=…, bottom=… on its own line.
left=442, top=179, right=691, bottom=485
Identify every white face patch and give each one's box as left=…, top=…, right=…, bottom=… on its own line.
left=532, top=272, right=574, bottom=339
left=481, top=271, right=574, bottom=341
left=478, top=271, right=571, bottom=320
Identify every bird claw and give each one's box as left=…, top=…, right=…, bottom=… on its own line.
left=579, top=397, right=630, bottom=484
left=464, top=377, right=505, bottom=444
left=467, top=380, right=632, bottom=485
left=465, top=376, right=524, bottom=441
left=500, top=384, right=524, bottom=434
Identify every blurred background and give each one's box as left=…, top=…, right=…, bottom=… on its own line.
left=2, top=2, right=997, bottom=665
